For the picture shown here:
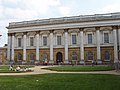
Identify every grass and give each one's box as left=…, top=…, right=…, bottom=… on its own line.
left=0, top=74, right=119, bottom=90
left=43, top=66, right=113, bottom=72
left=0, top=65, right=34, bottom=73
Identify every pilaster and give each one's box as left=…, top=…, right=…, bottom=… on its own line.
left=96, top=27, right=102, bottom=64
left=49, top=30, right=54, bottom=64
left=112, top=26, right=118, bottom=63
left=79, top=28, right=84, bottom=64
left=64, top=29, right=68, bottom=64
left=35, top=31, right=40, bottom=64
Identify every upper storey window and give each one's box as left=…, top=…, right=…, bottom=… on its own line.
left=30, top=37, right=34, bottom=46
left=43, top=36, right=47, bottom=46
left=88, top=34, right=92, bottom=44
left=104, top=33, right=109, bottom=43
left=18, top=38, right=22, bottom=47
left=72, top=35, right=77, bottom=45
left=57, top=36, right=61, bottom=45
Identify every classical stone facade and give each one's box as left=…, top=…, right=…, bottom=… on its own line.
left=6, top=12, right=120, bottom=64
left=0, top=47, right=7, bottom=64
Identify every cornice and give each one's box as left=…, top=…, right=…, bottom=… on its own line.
left=7, top=12, right=120, bottom=29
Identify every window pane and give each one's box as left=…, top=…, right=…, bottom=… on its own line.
left=72, top=52, right=77, bottom=60
left=57, top=36, right=61, bottom=45
left=30, top=53, right=34, bottom=60
left=104, top=51, right=110, bottom=60
left=18, top=38, right=21, bottom=47
left=87, top=52, right=93, bottom=60
left=104, top=33, right=109, bottom=43
left=88, top=34, right=92, bottom=44
left=43, top=36, right=47, bottom=46
left=72, top=35, right=76, bottom=44
left=30, top=37, right=34, bottom=46
left=18, top=53, right=22, bottom=60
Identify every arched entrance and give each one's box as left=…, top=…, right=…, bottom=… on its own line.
left=56, top=52, right=63, bottom=64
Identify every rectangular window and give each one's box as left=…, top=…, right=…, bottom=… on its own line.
left=57, top=36, right=61, bottom=45
left=88, top=34, right=92, bottom=44
left=104, top=33, right=109, bottom=43
left=43, top=36, right=47, bottom=46
left=72, top=35, right=76, bottom=44
left=18, top=38, right=22, bottom=47
left=30, top=37, right=34, bottom=46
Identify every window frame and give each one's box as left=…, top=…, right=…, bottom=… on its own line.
left=57, top=35, right=62, bottom=45
left=72, top=34, right=77, bottom=45
left=104, top=33, right=109, bottom=43
left=43, top=36, right=47, bottom=46
left=87, top=51, right=94, bottom=61
left=104, top=51, right=110, bottom=61
left=88, top=34, right=92, bottom=44
left=30, top=37, right=34, bottom=46
left=18, top=38, right=22, bottom=47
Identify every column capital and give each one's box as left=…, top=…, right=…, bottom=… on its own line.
left=95, top=27, right=100, bottom=30
left=36, top=31, right=40, bottom=34
left=112, top=26, right=118, bottom=30
left=79, top=28, right=84, bottom=31
left=8, top=33, right=12, bottom=36
left=118, top=26, right=120, bottom=29
left=23, top=32, right=27, bottom=35
left=49, top=30, right=54, bottom=33
left=64, top=29, right=69, bottom=32
left=12, top=33, right=15, bottom=36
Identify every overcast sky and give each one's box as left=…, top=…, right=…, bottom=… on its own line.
left=0, top=0, right=120, bottom=47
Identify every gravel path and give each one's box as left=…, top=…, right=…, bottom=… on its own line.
left=0, top=66, right=120, bottom=76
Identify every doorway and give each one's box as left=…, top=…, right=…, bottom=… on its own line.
left=56, top=52, right=63, bottom=64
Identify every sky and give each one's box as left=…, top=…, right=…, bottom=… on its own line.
left=0, top=0, right=120, bottom=47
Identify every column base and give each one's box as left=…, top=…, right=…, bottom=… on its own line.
left=22, top=61, right=27, bottom=65
left=64, top=60, right=68, bottom=64
left=9, top=60, right=14, bottom=65
left=97, top=59, right=102, bottom=64
left=80, top=60, right=85, bottom=65
left=35, top=60, right=40, bottom=65
left=49, top=60, right=54, bottom=64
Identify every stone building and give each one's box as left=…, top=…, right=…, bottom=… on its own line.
left=6, top=12, right=120, bottom=65
left=0, top=46, right=7, bottom=64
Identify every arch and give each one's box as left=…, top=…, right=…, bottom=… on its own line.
left=56, top=52, right=63, bottom=64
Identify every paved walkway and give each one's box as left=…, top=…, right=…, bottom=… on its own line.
left=0, top=66, right=120, bottom=76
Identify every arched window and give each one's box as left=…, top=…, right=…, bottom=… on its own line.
left=87, top=51, right=94, bottom=60
left=104, top=51, right=110, bottom=60
left=30, top=53, right=34, bottom=60
left=72, top=52, right=77, bottom=61
left=42, top=53, right=48, bottom=61
left=18, top=53, right=22, bottom=60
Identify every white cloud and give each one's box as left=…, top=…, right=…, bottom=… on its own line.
left=99, top=3, right=120, bottom=14
left=59, top=6, right=71, bottom=16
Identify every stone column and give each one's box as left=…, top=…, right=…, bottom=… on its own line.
left=96, top=27, right=102, bottom=64
left=49, top=30, right=54, bottom=64
left=22, top=32, right=27, bottom=64
left=11, top=33, right=15, bottom=63
left=64, top=29, right=68, bottom=64
left=35, top=31, right=40, bottom=64
left=7, top=33, right=11, bottom=63
left=79, top=28, right=84, bottom=64
left=118, top=26, right=120, bottom=51
left=113, top=26, right=118, bottom=63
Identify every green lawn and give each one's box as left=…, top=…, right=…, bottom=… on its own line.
left=43, top=66, right=113, bottom=72
left=0, top=74, right=119, bottom=90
